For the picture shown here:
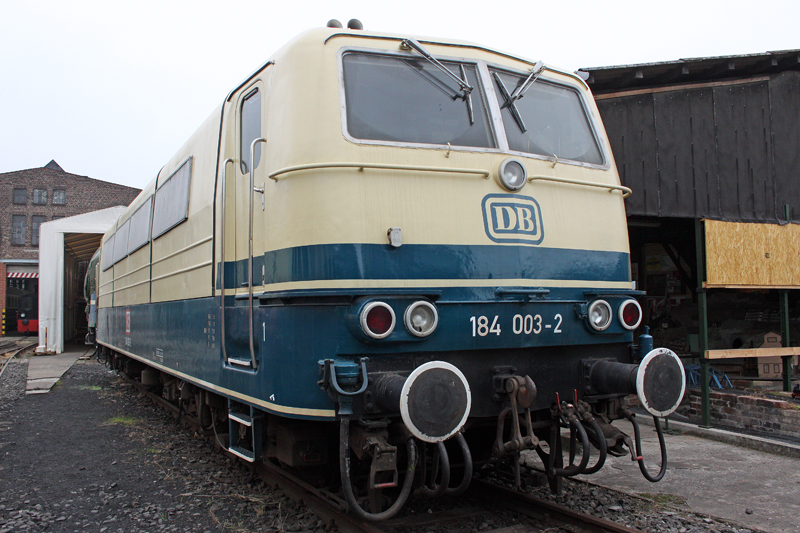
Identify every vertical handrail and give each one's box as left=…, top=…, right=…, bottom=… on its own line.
left=248, top=138, right=267, bottom=369
left=220, top=158, right=233, bottom=364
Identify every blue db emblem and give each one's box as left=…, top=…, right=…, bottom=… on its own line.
left=481, top=194, right=544, bottom=245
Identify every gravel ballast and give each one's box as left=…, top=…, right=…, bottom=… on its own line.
left=0, top=355, right=768, bottom=532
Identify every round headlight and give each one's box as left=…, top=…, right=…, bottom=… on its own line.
left=618, top=299, right=642, bottom=330
left=404, top=301, right=438, bottom=337
left=588, top=300, right=612, bottom=331
left=360, top=302, right=395, bottom=339
left=498, top=158, right=527, bottom=191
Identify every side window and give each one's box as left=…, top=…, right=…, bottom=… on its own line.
left=240, top=88, right=262, bottom=174
left=127, top=196, right=152, bottom=254
left=11, top=215, right=26, bottom=245
left=113, top=219, right=130, bottom=264
left=101, top=234, right=115, bottom=271
left=32, top=215, right=47, bottom=246
left=152, top=158, right=192, bottom=239
left=13, top=188, right=26, bottom=204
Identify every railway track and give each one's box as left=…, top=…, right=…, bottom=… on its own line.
left=0, top=341, right=38, bottom=381
left=121, top=371, right=642, bottom=533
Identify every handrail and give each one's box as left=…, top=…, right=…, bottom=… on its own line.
left=248, top=138, right=267, bottom=370
left=220, top=158, right=233, bottom=365
left=528, top=175, right=632, bottom=198
left=151, top=235, right=213, bottom=267
left=150, top=260, right=213, bottom=283
left=268, top=162, right=491, bottom=181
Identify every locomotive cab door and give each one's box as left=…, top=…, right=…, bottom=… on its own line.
left=219, top=78, right=269, bottom=369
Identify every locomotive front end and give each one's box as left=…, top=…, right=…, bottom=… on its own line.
left=303, top=30, right=687, bottom=518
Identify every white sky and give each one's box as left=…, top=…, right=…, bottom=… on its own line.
left=2, top=0, right=798, bottom=190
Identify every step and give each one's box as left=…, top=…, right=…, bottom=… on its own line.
left=229, top=411, right=254, bottom=427
left=229, top=445, right=256, bottom=462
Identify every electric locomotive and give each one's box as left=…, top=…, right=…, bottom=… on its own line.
left=91, top=20, right=686, bottom=520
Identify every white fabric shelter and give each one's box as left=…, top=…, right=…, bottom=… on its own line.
left=38, top=206, right=125, bottom=354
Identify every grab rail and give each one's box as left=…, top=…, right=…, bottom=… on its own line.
left=268, top=162, right=490, bottom=181
left=220, top=158, right=234, bottom=364
left=528, top=175, right=632, bottom=198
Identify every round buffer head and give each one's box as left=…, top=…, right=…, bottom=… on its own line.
left=400, top=361, right=471, bottom=443
left=636, top=348, right=687, bottom=417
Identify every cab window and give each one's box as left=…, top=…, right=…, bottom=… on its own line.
left=240, top=88, right=262, bottom=173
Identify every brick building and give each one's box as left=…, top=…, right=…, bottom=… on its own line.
left=1, top=160, right=140, bottom=335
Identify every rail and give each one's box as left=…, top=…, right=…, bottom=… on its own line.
left=528, top=175, right=632, bottom=198
left=268, top=162, right=491, bottom=181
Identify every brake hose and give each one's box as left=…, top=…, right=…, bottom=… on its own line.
left=624, top=410, right=667, bottom=482
left=417, top=441, right=451, bottom=498
left=556, top=417, right=590, bottom=477
left=580, top=415, right=608, bottom=475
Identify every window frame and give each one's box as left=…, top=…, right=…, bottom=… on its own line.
left=11, top=215, right=26, bottom=246
left=32, top=188, right=48, bottom=205
left=239, top=87, right=262, bottom=174
left=52, top=189, right=66, bottom=205
left=101, top=234, right=115, bottom=271
left=151, top=157, right=192, bottom=240
left=487, top=65, right=606, bottom=168
left=112, top=219, right=131, bottom=265
left=339, top=47, right=498, bottom=153
left=337, top=46, right=609, bottom=170
left=127, top=196, right=153, bottom=255
left=31, top=215, right=47, bottom=246
left=12, top=188, right=26, bottom=204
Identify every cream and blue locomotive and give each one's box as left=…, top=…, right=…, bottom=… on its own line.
left=92, top=20, right=686, bottom=520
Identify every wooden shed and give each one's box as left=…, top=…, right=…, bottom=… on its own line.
left=579, top=51, right=800, bottom=423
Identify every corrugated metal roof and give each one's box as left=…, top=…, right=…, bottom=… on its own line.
left=579, top=49, right=800, bottom=94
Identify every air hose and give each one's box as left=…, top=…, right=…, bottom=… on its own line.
left=557, top=416, right=591, bottom=477
left=444, top=432, right=473, bottom=496
left=580, top=415, right=608, bottom=475
left=623, top=409, right=667, bottom=482
left=417, top=441, right=450, bottom=498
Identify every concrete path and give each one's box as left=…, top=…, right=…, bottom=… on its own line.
left=569, top=417, right=800, bottom=533
left=26, top=347, right=91, bottom=394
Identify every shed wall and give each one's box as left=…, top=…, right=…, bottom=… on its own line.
left=597, top=71, right=800, bottom=224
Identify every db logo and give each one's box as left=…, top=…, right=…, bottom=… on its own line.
left=481, top=194, right=544, bottom=245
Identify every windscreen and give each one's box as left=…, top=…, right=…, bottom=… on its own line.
left=491, top=70, right=603, bottom=165
left=343, top=53, right=495, bottom=148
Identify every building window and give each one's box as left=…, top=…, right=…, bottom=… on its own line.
left=32, top=215, right=47, bottom=246
left=33, top=188, right=47, bottom=205
left=12, top=215, right=26, bottom=245
left=53, top=189, right=66, bottom=205
left=13, top=188, right=26, bottom=204
left=52, top=215, right=64, bottom=220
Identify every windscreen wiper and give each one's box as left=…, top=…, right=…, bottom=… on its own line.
left=493, top=61, right=545, bottom=133
left=401, top=39, right=475, bottom=125
left=510, top=61, right=545, bottom=102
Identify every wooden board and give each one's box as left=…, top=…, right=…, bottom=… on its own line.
left=705, top=220, right=800, bottom=287
left=706, top=347, right=800, bottom=359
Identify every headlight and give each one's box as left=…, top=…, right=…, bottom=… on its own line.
left=404, top=301, right=438, bottom=337
left=360, top=301, right=395, bottom=339
left=618, top=299, right=642, bottom=330
left=497, top=158, right=527, bottom=191
left=588, top=300, right=612, bottom=331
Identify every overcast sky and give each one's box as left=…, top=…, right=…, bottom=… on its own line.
left=2, top=0, right=798, bottom=190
